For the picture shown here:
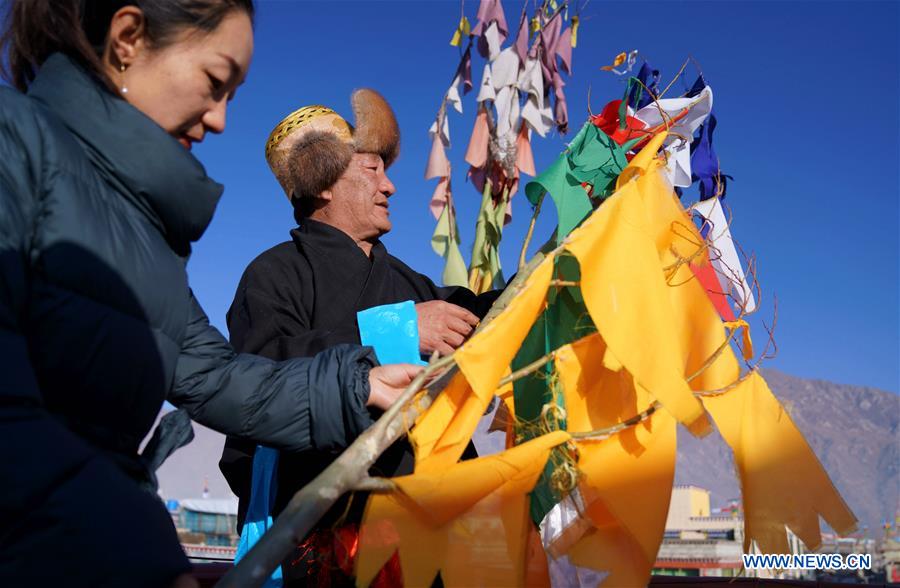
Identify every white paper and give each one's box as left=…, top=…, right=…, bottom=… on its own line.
left=540, top=490, right=609, bottom=587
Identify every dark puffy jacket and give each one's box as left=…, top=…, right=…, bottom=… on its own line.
left=0, top=54, right=376, bottom=587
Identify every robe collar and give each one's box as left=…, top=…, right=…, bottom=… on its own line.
left=291, top=219, right=386, bottom=262
left=27, top=53, right=224, bottom=256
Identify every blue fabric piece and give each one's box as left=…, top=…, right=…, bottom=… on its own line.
left=690, top=112, right=733, bottom=200
left=235, top=446, right=282, bottom=587
left=357, top=300, right=426, bottom=365
left=687, top=75, right=733, bottom=200
left=685, top=73, right=708, bottom=98
left=627, top=62, right=660, bottom=109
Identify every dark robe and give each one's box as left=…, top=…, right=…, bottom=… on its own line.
left=220, top=219, right=497, bottom=584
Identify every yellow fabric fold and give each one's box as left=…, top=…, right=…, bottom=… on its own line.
left=571, top=410, right=677, bottom=586
left=638, top=175, right=742, bottom=391
left=411, top=258, right=553, bottom=472
left=556, top=333, right=642, bottom=434
left=702, top=371, right=857, bottom=553
left=723, top=319, right=754, bottom=361
left=409, top=371, right=471, bottom=464
left=551, top=332, right=676, bottom=586
left=564, top=134, right=710, bottom=436
left=357, top=431, right=570, bottom=588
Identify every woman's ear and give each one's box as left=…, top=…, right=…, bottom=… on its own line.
left=103, top=6, right=148, bottom=69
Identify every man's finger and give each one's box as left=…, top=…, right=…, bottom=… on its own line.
left=445, top=316, right=475, bottom=336
left=445, top=303, right=480, bottom=326
left=443, top=330, right=465, bottom=348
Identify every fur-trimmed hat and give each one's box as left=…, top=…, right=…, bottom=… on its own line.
left=264, top=89, right=400, bottom=201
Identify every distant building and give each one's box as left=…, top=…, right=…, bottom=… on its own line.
left=655, top=485, right=809, bottom=579
left=881, top=539, right=900, bottom=583
left=173, top=497, right=239, bottom=552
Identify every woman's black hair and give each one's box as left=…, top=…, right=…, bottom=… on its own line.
left=0, top=0, right=255, bottom=92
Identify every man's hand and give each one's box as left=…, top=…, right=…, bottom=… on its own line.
left=367, top=364, right=423, bottom=410
left=415, top=300, right=479, bottom=356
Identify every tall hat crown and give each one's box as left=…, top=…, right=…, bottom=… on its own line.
left=264, top=90, right=400, bottom=200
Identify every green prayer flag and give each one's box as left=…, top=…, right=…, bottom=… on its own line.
left=468, top=181, right=507, bottom=292
left=431, top=204, right=469, bottom=287
left=524, top=122, right=628, bottom=245
left=511, top=254, right=598, bottom=525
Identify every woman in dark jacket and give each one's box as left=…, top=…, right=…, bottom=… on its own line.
left=0, top=2, right=418, bottom=586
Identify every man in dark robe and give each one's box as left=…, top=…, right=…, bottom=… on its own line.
left=220, top=90, right=497, bottom=586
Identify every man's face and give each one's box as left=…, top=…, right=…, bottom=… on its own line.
left=325, top=153, right=396, bottom=241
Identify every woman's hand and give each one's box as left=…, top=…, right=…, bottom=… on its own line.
left=367, top=364, right=423, bottom=410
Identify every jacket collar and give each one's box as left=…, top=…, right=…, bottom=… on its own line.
left=27, top=53, right=223, bottom=255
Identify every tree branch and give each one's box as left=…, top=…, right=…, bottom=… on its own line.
left=218, top=252, right=549, bottom=588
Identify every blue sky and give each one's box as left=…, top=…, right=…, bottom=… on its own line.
left=190, top=0, right=899, bottom=393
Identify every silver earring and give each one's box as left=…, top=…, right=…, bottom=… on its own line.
left=119, top=63, right=128, bottom=94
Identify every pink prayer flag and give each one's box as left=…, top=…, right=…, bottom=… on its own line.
left=552, top=70, right=566, bottom=96
left=429, top=176, right=451, bottom=220
left=464, top=108, right=490, bottom=168
left=467, top=165, right=487, bottom=195
left=514, top=11, right=529, bottom=64
left=515, top=124, right=536, bottom=177
left=540, top=12, right=562, bottom=74
left=425, top=132, right=451, bottom=180
left=557, top=27, right=573, bottom=74
left=472, top=0, right=508, bottom=38
left=555, top=93, right=569, bottom=134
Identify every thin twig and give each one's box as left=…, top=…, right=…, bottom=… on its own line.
left=498, top=350, right=557, bottom=387
left=519, top=193, right=545, bottom=271
left=571, top=402, right=660, bottom=441
left=657, top=58, right=690, bottom=100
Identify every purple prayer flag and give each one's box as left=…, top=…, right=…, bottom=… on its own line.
left=458, top=47, right=473, bottom=94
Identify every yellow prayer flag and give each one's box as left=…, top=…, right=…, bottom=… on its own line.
left=570, top=410, right=677, bottom=586
left=702, top=372, right=858, bottom=554
left=600, top=51, right=627, bottom=71
left=570, top=15, right=579, bottom=47
left=412, top=258, right=553, bottom=472
left=449, top=16, right=471, bottom=46
left=357, top=431, right=570, bottom=588
left=553, top=333, right=677, bottom=586
left=564, top=135, right=711, bottom=436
